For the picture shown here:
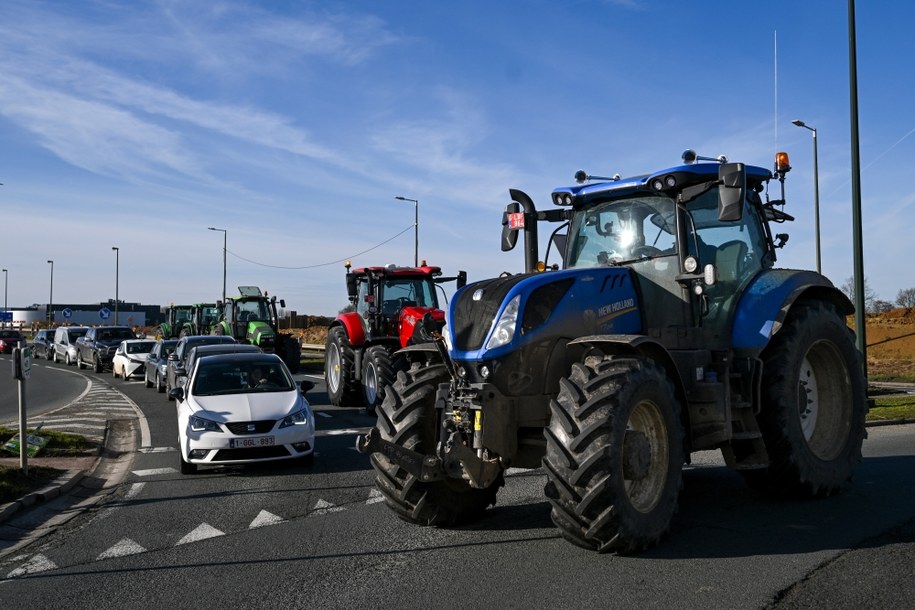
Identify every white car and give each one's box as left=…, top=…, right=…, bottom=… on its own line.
left=112, top=339, right=158, bottom=380
left=172, top=352, right=315, bottom=474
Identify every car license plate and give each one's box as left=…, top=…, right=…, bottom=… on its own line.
left=229, top=436, right=275, bottom=448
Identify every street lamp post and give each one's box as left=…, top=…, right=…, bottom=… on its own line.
left=2, top=268, right=7, bottom=313
left=394, top=196, right=419, bottom=266
left=792, top=119, right=821, bottom=274
left=112, top=247, right=119, bottom=325
left=208, top=227, right=227, bottom=303
left=47, top=260, right=53, bottom=326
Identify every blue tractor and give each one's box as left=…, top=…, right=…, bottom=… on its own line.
left=357, top=151, right=867, bottom=553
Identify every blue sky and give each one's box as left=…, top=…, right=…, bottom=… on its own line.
left=1, top=1, right=911, bottom=316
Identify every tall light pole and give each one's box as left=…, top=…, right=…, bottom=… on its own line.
left=208, top=227, right=227, bottom=303
left=792, top=119, right=821, bottom=274
left=2, top=268, right=7, bottom=312
left=394, top=196, right=419, bottom=266
left=112, top=246, right=119, bottom=325
left=47, top=260, right=54, bottom=326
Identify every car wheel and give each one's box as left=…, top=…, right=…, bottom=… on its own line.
left=66, top=352, right=73, bottom=366
left=53, top=350, right=59, bottom=363
left=145, top=373, right=153, bottom=389
left=77, top=353, right=85, bottom=370
left=156, top=373, right=164, bottom=393
left=94, top=356, right=103, bottom=374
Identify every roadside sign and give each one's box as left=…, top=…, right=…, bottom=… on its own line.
left=21, top=346, right=31, bottom=380
left=2, top=432, right=48, bottom=457
left=0, top=311, right=12, bottom=322
left=62, top=307, right=73, bottom=319
left=99, top=307, right=112, bottom=320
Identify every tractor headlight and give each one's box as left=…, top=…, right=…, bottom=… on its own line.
left=485, top=295, right=520, bottom=350
left=441, top=322, right=453, bottom=351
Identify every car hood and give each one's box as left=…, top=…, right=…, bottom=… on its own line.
left=191, top=391, right=301, bottom=422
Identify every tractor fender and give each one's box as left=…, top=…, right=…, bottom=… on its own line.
left=332, top=312, right=366, bottom=347
left=731, top=269, right=853, bottom=355
left=567, top=334, right=689, bottom=424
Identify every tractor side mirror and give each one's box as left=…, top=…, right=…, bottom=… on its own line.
left=718, top=163, right=746, bottom=222
left=501, top=201, right=521, bottom=252
left=456, top=270, right=467, bottom=289
left=345, top=273, right=358, bottom=302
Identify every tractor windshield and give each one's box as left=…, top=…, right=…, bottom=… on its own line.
left=236, top=299, right=271, bottom=322
left=380, top=277, right=438, bottom=316
left=566, top=195, right=677, bottom=268
left=174, top=310, right=192, bottom=322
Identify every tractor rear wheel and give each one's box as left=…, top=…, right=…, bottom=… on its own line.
left=361, top=345, right=395, bottom=414
left=543, top=355, right=684, bottom=553
left=747, top=300, right=867, bottom=497
left=280, top=335, right=301, bottom=374
left=325, top=326, right=359, bottom=406
left=371, top=362, right=503, bottom=525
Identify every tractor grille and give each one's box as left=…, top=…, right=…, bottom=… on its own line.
left=225, top=420, right=276, bottom=435
left=452, top=275, right=531, bottom=351
left=213, top=446, right=291, bottom=461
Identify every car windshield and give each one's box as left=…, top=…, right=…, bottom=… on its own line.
left=99, top=328, right=134, bottom=341
left=127, top=341, right=156, bottom=354
left=566, top=195, right=678, bottom=268
left=192, top=360, right=293, bottom=396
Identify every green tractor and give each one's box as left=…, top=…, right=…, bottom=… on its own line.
left=212, top=286, right=301, bottom=372
left=159, top=305, right=194, bottom=339
left=188, top=303, right=220, bottom=336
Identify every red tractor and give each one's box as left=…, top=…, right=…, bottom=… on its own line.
left=325, top=262, right=466, bottom=412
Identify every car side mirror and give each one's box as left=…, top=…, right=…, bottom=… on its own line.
left=169, top=387, right=185, bottom=402
left=299, top=380, right=315, bottom=395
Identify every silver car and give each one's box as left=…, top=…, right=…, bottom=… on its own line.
left=52, top=326, right=90, bottom=365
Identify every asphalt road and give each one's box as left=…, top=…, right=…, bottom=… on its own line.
left=0, top=354, right=89, bottom=423
left=0, top=360, right=912, bottom=609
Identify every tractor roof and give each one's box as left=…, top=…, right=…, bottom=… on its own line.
left=551, top=158, right=773, bottom=208
left=350, top=264, right=442, bottom=278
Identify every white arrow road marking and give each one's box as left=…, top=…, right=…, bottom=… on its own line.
left=249, top=510, right=285, bottom=529
left=366, top=488, right=385, bottom=505
left=312, top=499, right=345, bottom=515
left=7, top=554, right=57, bottom=578
left=315, top=411, right=333, bottom=418
left=177, top=523, right=225, bottom=545
left=98, top=538, right=146, bottom=560
left=132, top=468, right=177, bottom=476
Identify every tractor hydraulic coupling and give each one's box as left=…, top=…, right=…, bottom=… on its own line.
left=356, top=428, right=446, bottom=483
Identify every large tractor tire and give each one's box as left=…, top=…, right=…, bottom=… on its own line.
left=543, top=356, right=684, bottom=553
left=361, top=345, right=396, bottom=414
left=280, top=335, right=301, bottom=374
left=746, top=300, right=867, bottom=497
left=371, top=362, right=503, bottom=525
left=325, top=326, right=360, bottom=406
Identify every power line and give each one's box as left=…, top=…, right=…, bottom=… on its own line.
left=226, top=224, right=415, bottom=270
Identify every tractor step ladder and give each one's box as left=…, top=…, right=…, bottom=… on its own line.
left=722, top=400, right=769, bottom=470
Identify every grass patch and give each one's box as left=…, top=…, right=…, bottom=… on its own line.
left=868, top=394, right=915, bottom=422
left=0, top=466, right=66, bottom=504
left=869, top=372, right=915, bottom=383
left=0, top=427, right=96, bottom=505
left=0, top=426, right=96, bottom=457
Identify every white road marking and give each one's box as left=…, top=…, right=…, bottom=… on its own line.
left=124, top=482, right=146, bottom=500
left=132, top=467, right=177, bottom=477
left=6, top=554, right=57, bottom=578
left=315, top=411, right=333, bottom=418
left=97, top=538, right=146, bottom=560
left=177, top=523, right=225, bottom=545
left=318, top=428, right=368, bottom=436
left=249, top=510, right=285, bottom=529
left=139, top=447, right=176, bottom=453
left=312, top=499, right=345, bottom=515
left=366, top=488, right=384, bottom=505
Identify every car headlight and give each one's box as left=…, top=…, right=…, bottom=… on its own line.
left=485, top=294, right=521, bottom=350
left=280, top=407, right=311, bottom=428
left=189, top=415, right=222, bottom=433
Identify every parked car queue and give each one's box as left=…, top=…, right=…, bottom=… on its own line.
left=28, top=328, right=316, bottom=475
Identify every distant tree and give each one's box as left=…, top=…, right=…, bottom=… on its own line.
left=841, top=276, right=879, bottom=313
left=339, top=304, right=355, bottom=314
left=897, top=287, right=915, bottom=308
left=872, top=300, right=894, bottom=314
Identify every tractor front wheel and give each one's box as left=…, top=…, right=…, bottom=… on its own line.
left=543, top=356, right=684, bottom=553
left=747, top=300, right=867, bottom=497
left=325, top=326, right=359, bottom=406
left=371, top=362, right=503, bottom=525
left=361, top=345, right=396, bottom=414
